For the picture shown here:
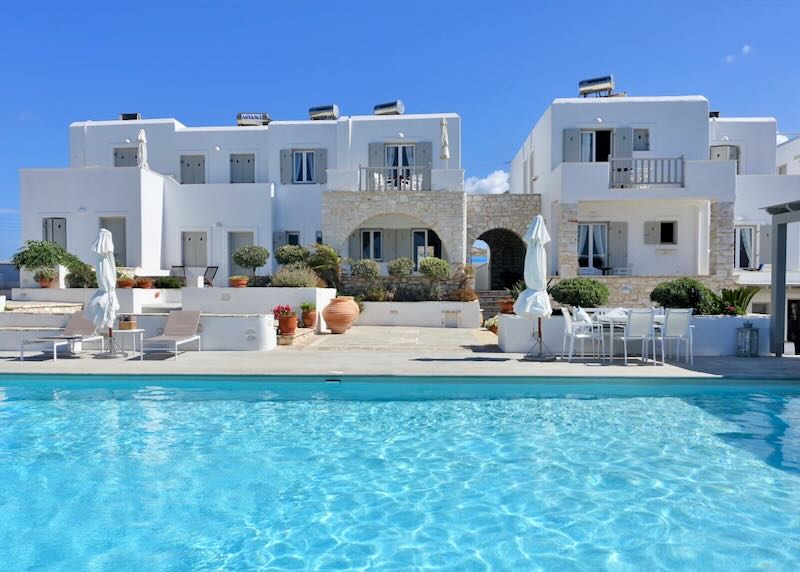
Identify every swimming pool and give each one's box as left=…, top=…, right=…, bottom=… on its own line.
left=0, top=376, right=798, bottom=570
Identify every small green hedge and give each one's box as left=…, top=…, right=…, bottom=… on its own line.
left=549, top=277, right=609, bottom=308
left=275, top=245, right=309, bottom=266
left=649, top=278, right=717, bottom=315
left=419, top=257, right=451, bottom=282
left=271, top=263, right=318, bottom=288
left=387, top=257, right=414, bottom=277
left=350, top=259, right=380, bottom=279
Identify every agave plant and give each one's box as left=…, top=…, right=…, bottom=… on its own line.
left=507, top=279, right=526, bottom=299
left=719, top=286, right=761, bottom=315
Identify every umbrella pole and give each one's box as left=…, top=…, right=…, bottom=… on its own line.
left=521, top=317, right=555, bottom=362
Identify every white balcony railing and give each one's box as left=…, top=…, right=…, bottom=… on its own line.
left=359, top=165, right=431, bottom=191
left=610, top=156, right=685, bottom=188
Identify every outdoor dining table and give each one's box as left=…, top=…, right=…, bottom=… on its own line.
left=593, top=311, right=665, bottom=363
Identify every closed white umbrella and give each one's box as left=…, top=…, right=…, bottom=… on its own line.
left=440, top=117, right=450, bottom=167
left=513, top=214, right=553, bottom=360
left=86, top=229, right=121, bottom=357
left=137, top=129, right=149, bottom=169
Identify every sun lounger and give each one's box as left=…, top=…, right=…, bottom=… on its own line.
left=21, top=312, right=104, bottom=361
left=142, top=310, right=201, bottom=360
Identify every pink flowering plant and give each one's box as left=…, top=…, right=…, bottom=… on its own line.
left=272, top=304, right=296, bottom=319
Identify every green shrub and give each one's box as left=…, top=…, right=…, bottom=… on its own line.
left=66, top=263, right=97, bottom=288
left=271, top=263, right=318, bottom=288
left=154, top=276, right=183, bottom=289
left=549, top=277, right=609, bottom=308
left=649, top=277, right=718, bottom=315
left=418, top=257, right=451, bottom=282
left=350, top=259, right=380, bottom=279
left=719, top=286, right=761, bottom=315
left=387, top=257, right=414, bottom=277
left=232, top=245, right=270, bottom=277
left=448, top=288, right=478, bottom=302
left=308, top=244, right=341, bottom=287
left=300, top=301, right=316, bottom=311
left=507, top=279, right=526, bottom=299
left=363, top=287, right=388, bottom=302
left=393, top=286, right=427, bottom=302
left=275, top=244, right=309, bottom=266
left=12, top=240, right=82, bottom=272
left=33, top=267, right=57, bottom=282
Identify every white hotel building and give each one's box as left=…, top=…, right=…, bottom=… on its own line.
left=19, top=105, right=475, bottom=284
left=509, top=87, right=800, bottom=319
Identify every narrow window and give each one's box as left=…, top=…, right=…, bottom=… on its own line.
left=577, top=223, right=608, bottom=271
left=292, top=151, right=315, bottom=183
left=734, top=226, right=755, bottom=269
left=659, top=222, right=677, bottom=245
left=286, top=232, right=300, bottom=246
left=361, top=230, right=382, bottom=260
left=633, top=129, right=650, bottom=151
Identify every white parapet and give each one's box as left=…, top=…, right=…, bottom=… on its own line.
left=356, top=301, right=481, bottom=328
left=11, top=288, right=175, bottom=314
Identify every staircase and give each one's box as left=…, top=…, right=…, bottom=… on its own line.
left=476, top=290, right=509, bottom=320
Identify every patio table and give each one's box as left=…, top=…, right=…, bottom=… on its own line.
left=594, top=312, right=664, bottom=362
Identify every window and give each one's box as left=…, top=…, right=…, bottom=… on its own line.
left=633, top=129, right=650, bottom=151
left=361, top=230, right=382, bottom=260
left=577, top=223, right=608, bottom=270
left=180, top=155, right=206, bottom=184
left=660, top=222, right=676, bottom=245
left=293, top=151, right=315, bottom=183
left=580, top=132, right=594, bottom=163
left=385, top=144, right=415, bottom=187
left=751, top=302, right=769, bottom=315
left=778, top=164, right=787, bottom=175
left=734, top=226, right=756, bottom=269
left=113, top=147, right=138, bottom=167
left=710, top=145, right=740, bottom=174
left=42, top=217, right=67, bottom=249
left=230, top=153, right=255, bottom=183
left=644, top=221, right=678, bottom=245
left=286, top=232, right=300, bottom=246
left=580, top=130, right=611, bottom=162
left=315, top=231, right=323, bottom=245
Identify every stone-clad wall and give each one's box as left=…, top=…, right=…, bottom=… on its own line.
left=465, top=194, right=541, bottom=247
left=558, top=203, right=578, bottom=278
left=322, top=191, right=466, bottom=264
left=548, top=275, right=739, bottom=308
left=710, top=201, right=735, bottom=277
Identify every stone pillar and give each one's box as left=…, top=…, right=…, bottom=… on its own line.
left=709, top=201, right=734, bottom=276
left=558, top=203, right=578, bottom=278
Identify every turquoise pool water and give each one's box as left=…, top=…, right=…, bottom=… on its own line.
left=0, top=376, right=799, bottom=571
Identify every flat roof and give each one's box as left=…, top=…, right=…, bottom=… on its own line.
left=552, top=95, right=708, bottom=105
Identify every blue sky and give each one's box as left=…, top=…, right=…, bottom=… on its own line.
left=1, top=0, right=797, bottom=259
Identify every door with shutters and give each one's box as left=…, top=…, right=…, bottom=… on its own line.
left=42, top=218, right=67, bottom=249
left=228, top=231, right=254, bottom=275
left=180, top=155, right=206, bottom=184
left=181, top=231, right=208, bottom=267
left=114, top=147, right=138, bottom=167
left=99, top=217, right=127, bottom=265
left=230, top=154, right=255, bottom=183
left=608, top=222, right=628, bottom=271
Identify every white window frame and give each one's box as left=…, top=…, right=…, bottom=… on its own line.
left=577, top=222, right=608, bottom=270
left=412, top=228, right=434, bottom=268
left=361, top=229, right=383, bottom=261
left=734, top=225, right=757, bottom=269
left=292, top=150, right=315, bottom=184
left=286, top=231, right=301, bottom=246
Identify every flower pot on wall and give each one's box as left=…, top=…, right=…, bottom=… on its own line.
left=136, top=277, right=154, bottom=289
left=278, top=315, right=298, bottom=336
left=38, top=279, right=55, bottom=288
left=229, top=277, right=249, bottom=288
left=499, top=298, right=515, bottom=314
left=322, top=297, right=358, bottom=334
left=117, top=278, right=135, bottom=289
left=302, top=310, right=317, bottom=329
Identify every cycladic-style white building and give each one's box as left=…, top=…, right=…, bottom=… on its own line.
left=20, top=104, right=470, bottom=284
left=509, top=79, right=800, bottom=320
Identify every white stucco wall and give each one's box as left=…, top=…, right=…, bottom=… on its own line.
left=710, top=118, right=777, bottom=175
left=776, top=137, right=800, bottom=175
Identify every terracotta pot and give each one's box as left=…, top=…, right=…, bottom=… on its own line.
left=301, top=310, right=317, bottom=329
left=117, top=278, right=135, bottom=289
left=229, top=277, right=249, bottom=288
left=278, top=314, right=297, bottom=336
left=498, top=299, right=515, bottom=314
left=344, top=296, right=360, bottom=329
left=322, top=297, right=358, bottom=334
left=38, top=279, right=54, bottom=289
left=136, top=278, right=154, bottom=289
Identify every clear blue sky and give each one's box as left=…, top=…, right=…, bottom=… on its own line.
left=1, top=0, right=797, bottom=259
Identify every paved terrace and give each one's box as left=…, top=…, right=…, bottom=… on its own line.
left=1, top=326, right=798, bottom=380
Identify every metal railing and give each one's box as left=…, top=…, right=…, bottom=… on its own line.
left=359, top=165, right=431, bottom=191
left=609, top=156, right=684, bottom=188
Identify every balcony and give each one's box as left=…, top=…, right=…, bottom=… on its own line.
left=359, top=165, right=431, bottom=192
left=609, top=156, right=685, bottom=188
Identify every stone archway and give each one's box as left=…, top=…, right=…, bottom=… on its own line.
left=477, top=228, right=526, bottom=290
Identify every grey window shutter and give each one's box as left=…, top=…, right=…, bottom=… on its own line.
left=563, top=128, right=580, bottom=163
left=759, top=224, right=771, bottom=264
left=608, top=222, right=628, bottom=269
left=416, top=141, right=432, bottom=190
left=280, top=149, right=293, bottom=184
left=368, top=143, right=384, bottom=168
left=644, top=221, right=659, bottom=245
left=613, top=127, right=633, bottom=159
left=273, top=231, right=286, bottom=252
left=314, top=149, right=328, bottom=184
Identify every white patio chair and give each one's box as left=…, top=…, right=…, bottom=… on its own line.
left=561, top=307, right=603, bottom=362
left=619, top=308, right=656, bottom=365
left=654, top=308, right=694, bottom=365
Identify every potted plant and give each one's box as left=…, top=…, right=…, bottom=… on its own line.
left=232, top=245, right=270, bottom=280
left=228, top=275, right=249, bottom=288
left=136, top=276, right=154, bottom=289
left=34, top=267, right=57, bottom=288
left=273, top=304, right=297, bottom=336
left=499, top=279, right=525, bottom=314
left=300, top=302, right=317, bottom=329
left=117, top=273, right=135, bottom=288
left=484, top=314, right=499, bottom=335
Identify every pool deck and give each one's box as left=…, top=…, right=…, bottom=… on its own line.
left=1, top=326, right=798, bottom=380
